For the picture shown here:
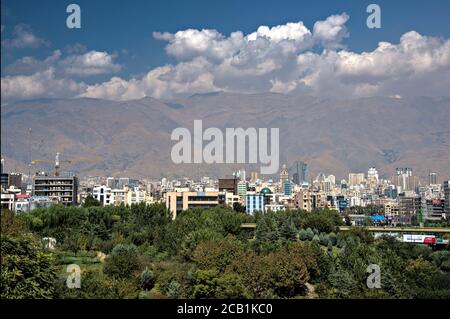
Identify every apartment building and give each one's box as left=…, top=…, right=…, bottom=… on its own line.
left=33, top=175, right=78, bottom=206
left=166, top=191, right=219, bottom=219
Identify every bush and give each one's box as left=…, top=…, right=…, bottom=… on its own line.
left=329, top=232, right=337, bottom=246
left=319, top=233, right=329, bottom=246
left=104, top=244, right=140, bottom=278
left=1, top=234, right=57, bottom=299
left=298, top=229, right=308, bottom=241
left=305, top=228, right=314, bottom=241
left=140, top=267, right=156, bottom=290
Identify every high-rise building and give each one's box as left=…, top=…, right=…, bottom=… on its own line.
left=396, top=168, right=413, bottom=177
left=393, top=168, right=420, bottom=192
left=292, top=173, right=300, bottom=185
left=283, top=180, right=291, bottom=196
left=367, top=167, right=379, bottom=189
left=33, top=175, right=78, bottom=206
left=327, top=175, right=336, bottom=185
left=444, top=181, right=450, bottom=217
left=250, top=171, right=259, bottom=183
left=106, top=177, right=117, bottom=189
left=233, top=170, right=246, bottom=182
left=348, top=173, right=365, bottom=186
left=237, top=180, right=247, bottom=196
left=428, top=172, right=437, bottom=185
left=117, top=177, right=130, bottom=189
left=301, top=162, right=308, bottom=186
left=280, top=164, right=289, bottom=184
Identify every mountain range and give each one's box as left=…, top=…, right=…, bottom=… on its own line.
left=1, top=92, right=449, bottom=183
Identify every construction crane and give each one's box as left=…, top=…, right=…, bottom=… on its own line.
left=31, top=152, right=99, bottom=177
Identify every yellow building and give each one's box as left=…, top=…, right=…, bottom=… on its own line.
left=166, top=191, right=219, bottom=219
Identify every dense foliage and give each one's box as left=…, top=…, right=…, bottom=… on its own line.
left=1, top=203, right=450, bottom=299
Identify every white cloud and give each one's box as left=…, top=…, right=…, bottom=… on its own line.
left=82, top=57, right=216, bottom=100
left=2, top=13, right=450, bottom=102
left=313, top=13, right=349, bottom=48
left=61, top=51, right=122, bottom=76
left=247, top=22, right=311, bottom=42
left=154, top=29, right=244, bottom=62
left=1, top=24, right=49, bottom=48
left=5, top=50, right=121, bottom=77
left=1, top=68, right=86, bottom=101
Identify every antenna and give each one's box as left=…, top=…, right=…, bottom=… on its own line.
left=28, top=128, right=32, bottom=184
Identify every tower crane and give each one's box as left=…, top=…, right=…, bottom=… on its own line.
left=31, top=152, right=99, bottom=177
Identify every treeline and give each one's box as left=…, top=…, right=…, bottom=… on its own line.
left=1, top=203, right=450, bottom=299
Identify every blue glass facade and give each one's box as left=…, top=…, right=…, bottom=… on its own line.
left=246, top=194, right=265, bottom=214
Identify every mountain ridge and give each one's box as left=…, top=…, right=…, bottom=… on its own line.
left=1, top=93, right=449, bottom=182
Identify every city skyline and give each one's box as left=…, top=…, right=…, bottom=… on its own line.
left=2, top=1, right=450, bottom=304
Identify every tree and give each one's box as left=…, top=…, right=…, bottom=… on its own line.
left=254, top=212, right=282, bottom=252
left=104, top=244, right=140, bottom=278
left=305, top=228, right=314, bottom=241
left=1, top=209, right=26, bottom=236
left=1, top=234, right=57, bottom=299
left=232, top=202, right=246, bottom=213
left=215, top=273, right=251, bottom=298
left=430, top=251, right=450, bottom=272
left=191, top=269, right=251, bottom=299
left=226, top=251, right=271, bottom=297
left=192, top=269, right=220, bottom=299
left=319, top=233, right=329, bottom=246
left=326, top=266, right=359, bottom=299
left=327, top=241, right=333, bottom=252
left=329, top=232, right=338, bottom=246
left=298, top=229, right=308, bottom=241
left=303, top=210, right=342, bottom=233
left=166, top=280, right=182, bottom=299
left=140, top=267, right=156, bottom=290
left=266, top=246, right=310, bottom=297
left=280, top=219, right=297, bottom=242
left=83, top=194, right=101, bottom=207
left=193, top=235, right=244, bottom=272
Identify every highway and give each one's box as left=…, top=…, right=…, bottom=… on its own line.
left=240, top=223, right=450, bottom=234
left=338, top=226, right=450, bottom=234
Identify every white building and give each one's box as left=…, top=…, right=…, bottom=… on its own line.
left=93, top=185, right=113, bottom=206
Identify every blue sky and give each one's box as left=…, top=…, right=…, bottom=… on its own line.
left=1, top=0, right=450, bottom=101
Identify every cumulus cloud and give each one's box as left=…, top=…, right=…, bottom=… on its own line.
left=1, top=24, right=49, bottom=48
left=2, top=13, right=450, bottom=102
left=312, top=13, right=349, bottom=48
left=4, top=50, right=121, bottom=77
left=247, top=22, right=311, bottom=42
left=83, top=13, right=449, bottom=101
left=1, top=68, right=86, bottom=101
left=61, top=51, right=122, bottom=76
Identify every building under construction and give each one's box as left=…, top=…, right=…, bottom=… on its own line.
left=33, top=175, right=78, bottom=206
